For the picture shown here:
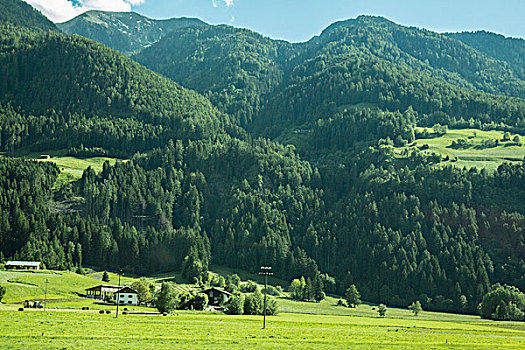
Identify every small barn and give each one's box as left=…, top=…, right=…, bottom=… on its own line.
left=115, top=286, right=139, bottom=306
left=85, top=285, right=121, bottom=300
left=5, top=261, right=41, bottom=270
left=200, top=287, right=232, bottom=306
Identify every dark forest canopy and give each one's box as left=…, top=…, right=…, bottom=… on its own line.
left=0, top=2, right=523, bottom=316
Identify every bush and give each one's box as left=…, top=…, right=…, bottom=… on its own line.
left=261, top=285, right=280, bottom=296
left=155, top=282, right=178, bottom=313
left=192, top=293, right=208, bottom=311
left=0, top=285, right=5, bottom=303
left=265, top=297, right=278, bottom=316
left=240, top=280, right=258, bottom=293
left=337, top=299, right=348, bottom=307
left=225, top=274, right=241, bottom=293
left=244, top=290, right=263, bottom=315
left=408, top=301, right=423, bottom=316
left=378, top=304, right=387, bottom=317
left=478, top=285, right=525, bottom=321
left=226, top=293, right=245, bottom=315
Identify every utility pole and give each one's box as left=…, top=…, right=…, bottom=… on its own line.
left=259, top=266, right=273, bottom=329
left=44, top=279, right=48, bottom=312
left=115, top=270, right=121, bottom=318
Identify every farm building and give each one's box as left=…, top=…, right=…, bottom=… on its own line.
left=115, top=286, right=139, bottom=306
left=39, top=155, right=51, bottom=159
left=200, top=287, right=232, bottom=306
left=5, top=261, right=41, bottom=270
left=85, top=285, right=121, bottom=300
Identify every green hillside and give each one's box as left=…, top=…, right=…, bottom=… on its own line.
left=0, top=1, right=523, bottom=320
left=0, top=0, right=56, bottom=31
left=133, top=25, right=296, bottom=126
left=0, top=24, right=228, bottom=157
left=447, top=31, right=525, bottom=80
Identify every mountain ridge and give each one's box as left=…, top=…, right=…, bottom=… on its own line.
left=57, top=10, right=208, bottom=55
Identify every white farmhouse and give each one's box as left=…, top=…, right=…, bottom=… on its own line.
left=115, top=286, right=139, bottom=306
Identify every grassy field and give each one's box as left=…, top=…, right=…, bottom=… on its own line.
left=402, top=128, right=525, bottom=171
left=1, top=269, right=524, bottom=348
left=39, top=156, right=120, bottom=180
left=0, top=309, right=523, bottom=349
left=0, top=270, right=139, bottom=304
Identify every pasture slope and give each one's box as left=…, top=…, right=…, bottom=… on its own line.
left=402, top=127, right=525, bottom=171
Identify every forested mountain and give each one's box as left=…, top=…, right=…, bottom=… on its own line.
left=133, top=15, right=525, bottom=148
left=58, top=11, right=207, bottom=55
left=0, top=0, right=56, bottom=31
left=0, top=2, right=523, bottom=316
left=0, top=23, right=231, bottom=156
left=133, top=25, right=299, bottom=126
left=313, top=17, right=525, bottom=99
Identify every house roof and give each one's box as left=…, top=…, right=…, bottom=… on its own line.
left=6, top=261, right=40, bottom=267
left=85, top=284, right=120, bottom=291
left=200, top=287, right=232, bottom=296
left=117, top=286, right=138, bottom=294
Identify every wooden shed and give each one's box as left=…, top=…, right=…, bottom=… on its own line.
left=85, top=285, right=121, bottom=300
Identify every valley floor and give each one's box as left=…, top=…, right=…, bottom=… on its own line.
left=1, top=270, right=523, bottom=349
left=0, top=309, right=523, bottom=349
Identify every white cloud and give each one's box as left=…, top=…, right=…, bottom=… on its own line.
left=211, top=0, right=217, bottom=8
left=229, top=15, right=235, bottom=23
left=224, top=0, right=234, bottom=7
left=22, top=0, right=145, bottom=23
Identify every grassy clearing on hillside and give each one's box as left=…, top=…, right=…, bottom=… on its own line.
left=0, top=270, right=139, bottom=304
left=9, top=149, right=124, bottom=185
left=0, top=310, right=523, bottom=349
left=37, top=155, right=122, bottom=187
left=402, top=128, right=525, bottom=171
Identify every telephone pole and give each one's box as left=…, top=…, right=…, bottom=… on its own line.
left=44, top=279, right=48, bottom=312
left=259, top=266, right=273, bottom=329
left=115, top=270, right=121, bottom=318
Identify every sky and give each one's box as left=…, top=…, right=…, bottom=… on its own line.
left=23, top=0, right=525, bottom=42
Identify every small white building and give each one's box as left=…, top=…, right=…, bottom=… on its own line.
left=115, top=286, right=139, bottom=306
left=5, top=261, right=41, bottom=270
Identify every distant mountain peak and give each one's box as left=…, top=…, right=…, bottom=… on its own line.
left=57, top=10, right=207, bottom=55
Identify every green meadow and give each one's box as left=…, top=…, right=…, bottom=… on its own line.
left=0, top=310, right=523, bottom=349
left=1, top=270, right=524, bottom=348
left=404, top=128, right=525, bottom=171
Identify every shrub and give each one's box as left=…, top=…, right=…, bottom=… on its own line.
left=155, top=282, right=178, bottom=313
left=408, top=301, right=423, bottom=316
left=240, top=280, right=257, bottom=293
left=378, top=304, right=387, bottom=317
left=192, top=293, right=208, bottom=311
left=0, top=285, right=5, bottom=303
left=478, top=285, right=525, bottom=321
left=226, top=293, right=245, bottom=315
left=261, top=285, right=280, bottom=296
